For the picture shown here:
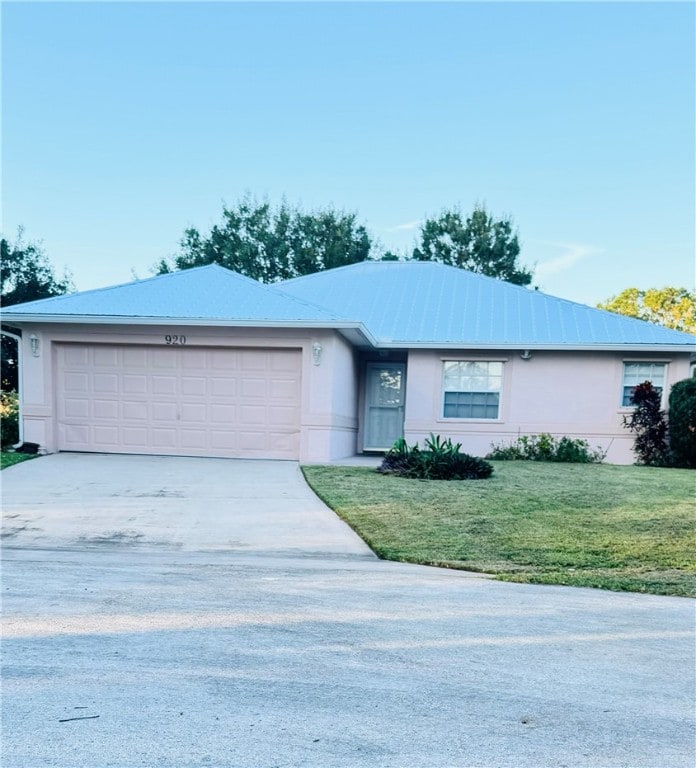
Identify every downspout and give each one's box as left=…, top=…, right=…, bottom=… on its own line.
left=0, top=329, right=24, bottom=447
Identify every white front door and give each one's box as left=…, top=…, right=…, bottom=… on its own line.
left=363, top=363, right=406, bottom=451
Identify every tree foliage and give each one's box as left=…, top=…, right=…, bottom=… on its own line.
left=598, top=287, right=696, bottom=334
left=1, top=230, right=72, bottom=391
left=668, top=378, right=696, bottom=469
left=623, top=381, right=669, bottom=466
left=1, top=230, right=72, bottom=307
left=157, top=196, right=372, bottom=282
left=412, top=204, right=533, bottom=286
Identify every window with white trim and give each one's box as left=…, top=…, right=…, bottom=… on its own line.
left=442, top=361, right=502, bottom=419
left=621, top=362, right=666, bottom=406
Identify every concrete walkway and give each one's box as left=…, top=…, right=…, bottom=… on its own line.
left=1, top=454, right=694, bottom=768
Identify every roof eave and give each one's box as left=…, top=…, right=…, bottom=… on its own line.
left=373, top=341, right=696, bottom=353
left=0, top=315, right=379, bottom=346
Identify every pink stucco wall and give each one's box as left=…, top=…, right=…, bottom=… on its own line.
left=14, top=324, right=691, bottom=465
left=299, top=330, right=359, bottom=460
left=403, top=349, right=692, bottom=464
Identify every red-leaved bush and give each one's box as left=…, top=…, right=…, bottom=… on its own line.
left=623, top=381, right=668, bottom=466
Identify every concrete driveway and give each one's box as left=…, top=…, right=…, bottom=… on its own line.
left=2, top=454, right=694, bottom=768
left=1, top=453, right=373, bottom=555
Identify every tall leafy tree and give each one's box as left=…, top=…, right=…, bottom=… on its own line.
left=157, top=196, right=372, bottom=282
left=598, top=287, right=696, bottom=334
left=1, top=229, right=72, bottom=390
left=1, top=230, right=72, bottom=306
left=412, top=204, right=533, bottom=286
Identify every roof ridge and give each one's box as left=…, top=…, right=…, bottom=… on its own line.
left=279, top=259, right=378, bottom=286
left=265, top=282, right=348, bottom=321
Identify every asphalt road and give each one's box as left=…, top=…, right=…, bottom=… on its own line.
left=2, top=454, right=694, bottom=768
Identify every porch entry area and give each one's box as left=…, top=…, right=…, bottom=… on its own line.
left=362, top=362, right=406, bottom=451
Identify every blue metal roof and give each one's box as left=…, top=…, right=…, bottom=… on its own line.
left=3, top=261, right=694, bottom=351
left=2, top=265, right=345, bottom=325
left=279, top=261, right=696, bottom=350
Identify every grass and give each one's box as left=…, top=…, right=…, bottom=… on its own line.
left=302, top=462, right=696, bottom=597
left=1, top=451, right=37, bottom=470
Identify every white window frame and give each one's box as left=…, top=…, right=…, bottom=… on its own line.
left=441, top=360, right=503, bottom=420
left=620, top=362, right=667, bottom=407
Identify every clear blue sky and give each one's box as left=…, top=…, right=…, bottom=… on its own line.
left=3, top=1, right=694, bottom=305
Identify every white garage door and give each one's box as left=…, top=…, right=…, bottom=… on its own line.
left=56, top=344, right=302, bottom=459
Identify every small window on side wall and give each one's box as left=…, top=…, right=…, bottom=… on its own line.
left=443, top=361, right=502, bottom=419
left=621, top=362, right=666, bottom=406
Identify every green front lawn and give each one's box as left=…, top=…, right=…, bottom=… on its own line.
left=302, top=462, right=696, bottom=597
left=1, top=452, right=37, bottom=470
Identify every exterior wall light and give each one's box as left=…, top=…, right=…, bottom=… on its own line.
left=520, top=349, right=532, bottom=360
left=30, top=334, right=40, bottom=357
left=311, top=342, right=323, bottom=366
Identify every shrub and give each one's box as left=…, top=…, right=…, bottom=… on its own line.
left=378, top=434, right=493, bottom=480
left=0, top=390, right=19, bottom=448
left=486, top=433, right=605, bottom=463
left=668, top=378, right=696, bottom=468
left=623, top=381, right=668, bottom=466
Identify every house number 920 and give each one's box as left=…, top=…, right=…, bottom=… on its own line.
left=164, top=334, right=187, bottom=345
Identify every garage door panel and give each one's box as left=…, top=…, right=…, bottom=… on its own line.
left=210, top=431, right=237, bottom=449
left=239, top=405, right=266, bottom=424
left=209, top=404, right=236, bottom=423
left=152, top=376, right=177, bottom=395
left=271, top=432, right=299, bottom=452
left=211, top=350, right=239, bottom=369
left=180, top=429, right=207, bottom=449
left=122, top=348, right=147, bottom=366
left=271, top=351, right=301, bottom=371
left=62, top=424, right=89, bottom=447
left=152, top=428, right=177, bottom=448
left=151, top=349, right=178, bottom=369
left=269, top=406, right=298, bottom=426
left=238, top=431, right=266, bottom=451
left=122, top=428, right=148, bottom=447
left=93, top=426, right=119, bottom=447
left=94, top=373, right=118, bottom=394
left=57, top=344, right=301, bottom=459
left=64, top=372, right=89, bottom=393
left=122, top=401, right=147, bottom=420
left=63, top=347, right=88, bottom=365
left=152, top=403, right=178, bottom=421
left=181, top=377, right=206, bottom=396
left=240, top=378, right=266, bottom=397
left=211, top=378, right=236, bottom=396
left=270, top=378, right=299, bottom=399
left=240, top=350, right=267, bottom=369
left=94, top=399, right=119, bottom=420
left=123, top=375, right=147, bottom=394
left=93, top=347, right=119, bottom=367
left=182, top=350, right=207, bottom=368
left=180, top=403, right=206, bottom=423
left=64, top=399, right=89, bottom=418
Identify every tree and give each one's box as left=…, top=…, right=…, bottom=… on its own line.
left=412, top=204, right=533, bottom=286
left=1, top=229, right=72, bottom=390
left=1, top=230, right=72, bottom=307
left=597, top=287, right=696, bottom=334
left=623, top=381, right=669, bottom=466
left=157, top=196, right=372, bottom=282
left=668, top=378, right=696, bottom=469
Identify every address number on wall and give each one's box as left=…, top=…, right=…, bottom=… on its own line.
left=164, top=334, right=187, bottom=345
